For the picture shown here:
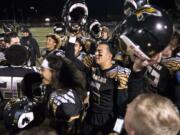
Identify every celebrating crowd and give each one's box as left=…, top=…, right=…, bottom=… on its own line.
left=0, top=0, right=180, bottom=135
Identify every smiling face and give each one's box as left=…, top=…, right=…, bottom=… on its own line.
left=46, top=37, right=57, bottom=51
left=95, top=43, right=112, bottom=68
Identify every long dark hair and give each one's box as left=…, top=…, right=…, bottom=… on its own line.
left=46, top=54, right=86, bottom=99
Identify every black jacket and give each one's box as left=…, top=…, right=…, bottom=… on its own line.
left=20, top=35, right=40, bottom=66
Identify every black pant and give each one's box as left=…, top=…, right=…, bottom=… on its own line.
left=0, top=92, right=3, bottom=102
left=80, top=112, right=115, bottom=135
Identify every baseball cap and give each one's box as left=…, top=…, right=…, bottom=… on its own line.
left=21, top=27, right=30, bottom=33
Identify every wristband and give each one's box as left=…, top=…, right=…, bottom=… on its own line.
left=69, top=36, right=76, bottom=44
left=113, top=118, right=124, bottom=134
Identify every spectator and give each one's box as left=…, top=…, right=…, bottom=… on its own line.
left=125, top=93, right=180, bottom=135
left=20, top=27, right=41, bottom=66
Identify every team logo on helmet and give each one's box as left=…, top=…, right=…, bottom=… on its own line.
left=135, top=7, right=162, bottom=20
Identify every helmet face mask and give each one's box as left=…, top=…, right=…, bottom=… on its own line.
left=136, top=0, right=149, bottom=8
left=68, top=22, right=81, bottom=33
left=92, top=24, right=101, bottom=34
left=124, top=0, right=137, bottom=16
left=69, top=7, right=86, bottom=23
left=124, top=0, right=150, bottom=16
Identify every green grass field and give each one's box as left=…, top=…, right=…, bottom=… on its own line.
left=0, top=27, right=53, bottom=48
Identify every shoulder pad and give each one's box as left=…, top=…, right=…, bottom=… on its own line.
left=107, top=66, right=131, bottom=90
left=83, top=55, right=95, bottom=68
left=162, top=57, right=180, bottom=72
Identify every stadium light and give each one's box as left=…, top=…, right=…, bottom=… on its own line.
left=45, top=18, right=50, bottom=22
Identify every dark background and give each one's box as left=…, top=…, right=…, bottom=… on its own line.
left=0, top=0, right=178, bottom=22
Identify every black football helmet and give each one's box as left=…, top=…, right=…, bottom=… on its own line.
left=3, top=96, right=46, bottom=132
left=3, top=97, right=34, bottom=130
left=62, top=0, right=88, bottom=32
left=53, top=22, right=66, bottom=35
left=120, top=6, right=173, bottom=60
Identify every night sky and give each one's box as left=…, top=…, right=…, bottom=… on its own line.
left=0, top=0, right=177, bottom=22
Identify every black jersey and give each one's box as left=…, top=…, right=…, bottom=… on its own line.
left=161, top=57, right=180, bottom=110
left=0, top=66, right=36, bottom=99
left=128, top=57, right=180, bottom=111
left=146, top=64, right=171, bottom=97
left=82, top=65, right=130, bottom=128
left=89, top=65, right=130, bottom=114
left=20, top=35, right=40, bottom=66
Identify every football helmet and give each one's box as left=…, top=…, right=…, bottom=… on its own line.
left=120, top=6, right=173, bottom=60
left=88, top=19, right=102, bottom=39
left=53, top=22, right=66, bottom=35
left=62, top=0, right=88, bottom=32
left=3, top=97, right=34, bottom=129
left=3, top=96, right=46, bottom=132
